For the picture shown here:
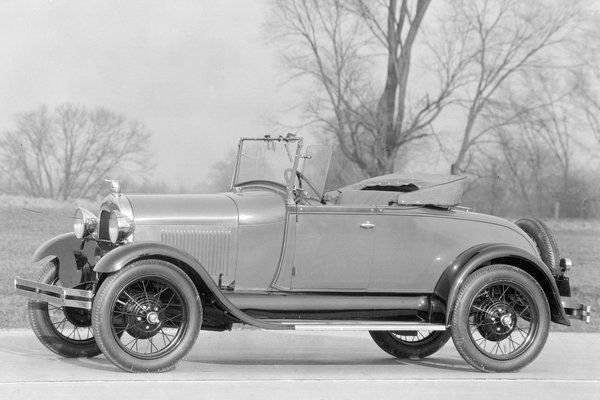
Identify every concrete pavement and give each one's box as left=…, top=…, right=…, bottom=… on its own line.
left=0, top=329, right=598, bottom=399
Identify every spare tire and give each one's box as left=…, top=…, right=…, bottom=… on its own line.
left=514, top=217, right=560, bottom=276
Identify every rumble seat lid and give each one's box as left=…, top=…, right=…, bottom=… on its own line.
left=325, top=173, right=466, bottom=208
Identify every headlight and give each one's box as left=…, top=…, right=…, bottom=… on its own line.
left=73, top=208, right=98, bottom=239
left=108, top=210, right=134, bottom=244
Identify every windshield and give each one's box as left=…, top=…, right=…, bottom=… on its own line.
left=300, top=144, right=332, bottom=198
left=234, top=138, right=299, bottom=187
left=232, top=136, right=332, bottom=200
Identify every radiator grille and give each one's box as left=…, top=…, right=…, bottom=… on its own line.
left=160, top=228, right=235, bottom=278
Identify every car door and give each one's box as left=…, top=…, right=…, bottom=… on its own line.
left=290, top=206, right=375, bottom=291
left=368, top=210, right=455, bottom=292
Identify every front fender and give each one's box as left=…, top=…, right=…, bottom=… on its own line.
left=93, top=242, right=293, bottom=330
left=32, top=232, right=80, bottom=263
left=434, top=243, right=569, bottom=326
left=32, top=233, right=96, bottom=288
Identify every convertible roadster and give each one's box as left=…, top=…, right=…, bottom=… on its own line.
left=15, top=134, right=590, bottom=373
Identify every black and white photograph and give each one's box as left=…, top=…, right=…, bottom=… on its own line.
left=0, top=1, right=598, bottom=398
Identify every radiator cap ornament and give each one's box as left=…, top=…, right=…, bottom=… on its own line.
left=105, top=179, right=121, bottom=197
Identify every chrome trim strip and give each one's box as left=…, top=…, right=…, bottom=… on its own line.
left=561, top=300, right=591, bottom=323
left=266, top=320, right=447, bottom=331
left=14, top=278, right=93, bottom=310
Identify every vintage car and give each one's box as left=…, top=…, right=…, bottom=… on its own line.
left=15, top=134, right=590, bottom=373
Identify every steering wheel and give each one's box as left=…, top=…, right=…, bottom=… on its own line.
left=235, top=180, right=287, bottom=193
left=295, top=170, right=322, bottom=198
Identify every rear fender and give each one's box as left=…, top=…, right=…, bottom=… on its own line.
left=434, top=243, right=569, bottom=326
left=32, top=233, right=96, bottom=288
left=93, top=241, right=292, bottom=330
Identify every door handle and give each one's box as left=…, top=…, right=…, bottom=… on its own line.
left=360, top=222, right=375, bottom=229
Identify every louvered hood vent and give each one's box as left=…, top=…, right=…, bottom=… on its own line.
left=160, top=228, right=236, bottom=282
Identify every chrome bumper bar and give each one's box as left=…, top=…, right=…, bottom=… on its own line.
left=14, top=277, right=94, bottom=310
left=562, top=299, right=591, bottom=324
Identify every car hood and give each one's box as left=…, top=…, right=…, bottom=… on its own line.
left=114, top=190, right=287, bottom=227
left=125, top=193, right=239, bottom=226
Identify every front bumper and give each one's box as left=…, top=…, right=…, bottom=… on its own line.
left=14, top=277, right=94, bottom=310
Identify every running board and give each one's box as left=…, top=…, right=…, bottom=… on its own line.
left=261, top=320, right=447, bottom=331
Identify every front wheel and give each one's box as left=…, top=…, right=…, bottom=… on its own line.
left=369, top=330, right=451, bottom=359
left=451, top=265, right=550, bottom=372
left=28, top=261, right=101, bottom=358
left=92, top=259, right=202, bottom=372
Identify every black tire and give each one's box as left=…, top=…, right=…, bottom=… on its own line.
left=27, top=261, right=101, bottom=358
left=92, top=259, right=202, bottom=372
left=515, top=217, right=560, bottom=276
left=451, top=265, right=550, bottom=372
left=369, top=330, right=451, bottom=359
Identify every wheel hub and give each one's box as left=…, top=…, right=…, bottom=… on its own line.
left=501, top=314, right=513, bottom=328
left=146, top=311, right=161, bottom=325
left=123, top=294, right=165, bottom=340
left=63, top=306, right=93, bottom=327
left=475, top=301, right=517, bottom=341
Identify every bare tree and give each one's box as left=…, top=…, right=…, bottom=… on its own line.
left=493, top=66, right=600, bottom=217
left=573, top=75, right=600, bottom=147
left=201, top=150, right=237, bottom=193
left=270, top=0, right=461, bottom=178
left=438, top=0, right=583, bottom=175
left=0, top=104, right=152, bottom=200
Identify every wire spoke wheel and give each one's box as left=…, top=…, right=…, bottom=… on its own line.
left=451, top=265, right=549, bottom=372
left=47, top=303, right=95, bottom=344
left=28, top=261, right=100, bottom=358
left=390, top=330, right=438, bottom=343
left=370, top=329, right=451, bottom=359
left=467, top=283, right=537, bottom=360
left=92, top=259, right=201, bottom=372
left=110, top=276, right=188, bottom=359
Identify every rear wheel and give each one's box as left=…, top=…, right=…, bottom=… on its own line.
left=451, top=265, right=550, bottom=372
left=28, top=261, right=100, bottom=358
left=369, top=330, right=451, bottom=359
left=92, top=259, right=202, bottom=372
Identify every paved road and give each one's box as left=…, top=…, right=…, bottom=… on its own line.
left=0, top=329, right=598, bottom=399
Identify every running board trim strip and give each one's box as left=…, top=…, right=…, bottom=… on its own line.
left=262, top=320, right=447, bottom=331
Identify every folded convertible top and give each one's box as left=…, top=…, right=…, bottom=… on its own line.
left=325, top=173, right=466, bottom=208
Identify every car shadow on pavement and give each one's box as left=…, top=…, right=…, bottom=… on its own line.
left=185, top=355, right=474, bottom=372
left=60, top=355, right=124, bottom=373
left=398, top=357, right=475, bottom=373
left=49, top=353, right=474, bottom=374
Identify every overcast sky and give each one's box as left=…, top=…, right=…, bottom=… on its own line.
left=2, top=1, right=598, bottom=191
left=0, top=0, right=300, bottom=186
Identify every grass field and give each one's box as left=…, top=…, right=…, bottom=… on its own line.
left=1, top=195, right=598, bottom=332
